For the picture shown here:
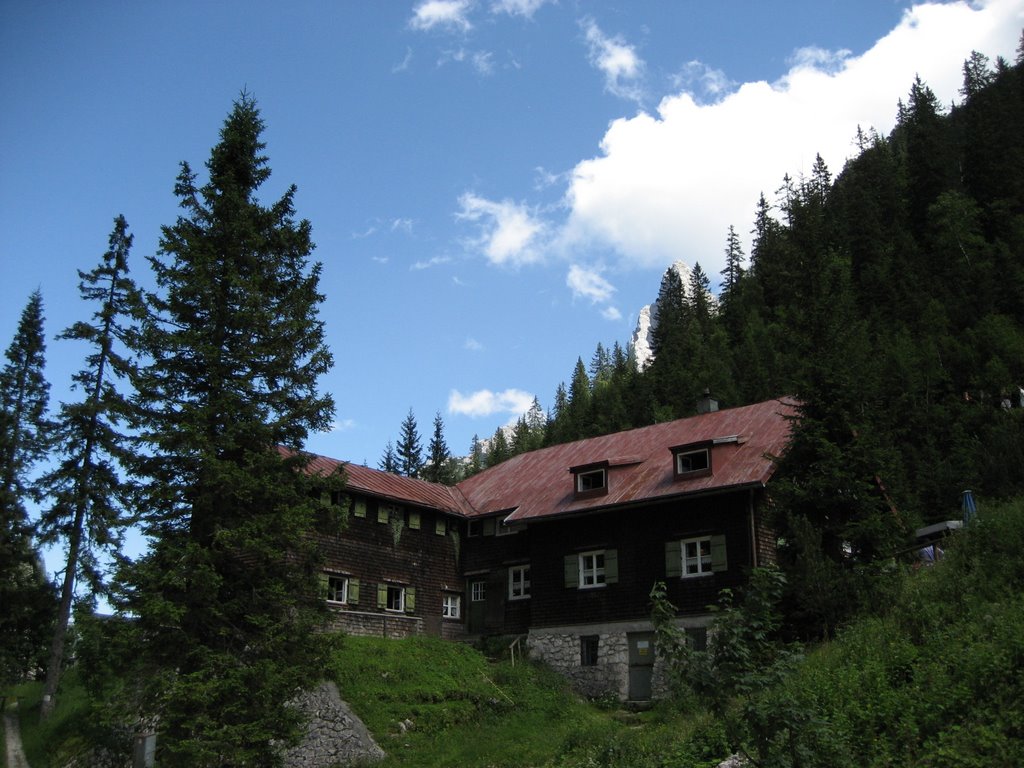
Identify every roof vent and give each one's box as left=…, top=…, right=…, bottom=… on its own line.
left=696, top=389, right=718, bottom=414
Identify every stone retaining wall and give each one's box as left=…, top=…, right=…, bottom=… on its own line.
left=281, top=681, right=385, bottom=768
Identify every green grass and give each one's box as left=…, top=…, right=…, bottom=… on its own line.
left=7, top=670, right=93, bottom=768
left=327, top=635, right=725, bottom=768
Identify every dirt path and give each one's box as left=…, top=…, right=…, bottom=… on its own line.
left=3, top=701, right=30, bottom=768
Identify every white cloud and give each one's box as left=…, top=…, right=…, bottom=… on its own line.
left=329, top=418, right=357, bottom=433
left=410, top=0, right=474, bottom=33
left=412, top=255, right=452, bottom=270
left=449, top=388, right=535, bottom=418
left=558, top=0, right=1024, bottom=278
left=456, top=192, right=547, bottom=266
left=392, top=47, right=414, bottom=73
left=566, top=263, right=615, bottom=303
left=672, top=60, right=735, bottom=102
left=601, top=306, right=622, bottom=321
left=464, top=337, right=483, bottom=351
left=391, top=218, right=414, bottom=234
left=580, top=17, right=645, bottom=101
left=491, top=0, right=551, bottom=19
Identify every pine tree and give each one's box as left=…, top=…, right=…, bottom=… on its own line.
left=422, top=411, right=452, bottom=484
left=379, top=440, right=398, bottom=474
left=487, top=425, right=511, bottom=467
left=0, top=290, right=56, bottom=683
left=37, top=215, right=141, bottom=719
left=720, top=225, right=746, bottom=299
left=119, top=95, right=341, bottom=766
left=396, top=408, right=423, bottom=478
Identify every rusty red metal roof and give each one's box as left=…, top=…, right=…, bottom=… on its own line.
left=290, top=450, right=475, bottom=516
left=455, top=397, right=798, bottom=522
left=289, top=397, right=797, bottom=522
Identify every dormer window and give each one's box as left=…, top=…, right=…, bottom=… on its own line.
left=571, top=462, right=609, bottom=498
left=671, top=441, right=712, bottom=479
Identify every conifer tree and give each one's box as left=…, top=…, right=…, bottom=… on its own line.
left=0, top=290, right=56, bottom=683
left=720, top=225, right=746, bottom=299
left=422, top=411, right=452, bottom=484
left=396, top=408, right=423, bottom=478
left=37, top=215, right=141, bottom=719
left=118, top=95, right=341, bottom=766
left=379, top=440, right=399, bottom=474
left=487, top=425, right=511, bottom=467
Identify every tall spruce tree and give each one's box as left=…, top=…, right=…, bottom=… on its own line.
left=119, top=95, right=341, bottom=766
left=37, top=216, right=141, bottom=719
left=378, top=440, right=399, bottom=474
left=396, top=408, right=423, bottom=478
left=422, top=411, right=452, bottom=484
left=0, top=290, right=56, bottom=682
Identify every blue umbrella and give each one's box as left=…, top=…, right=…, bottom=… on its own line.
left=961, top=489, right=977, bottom=525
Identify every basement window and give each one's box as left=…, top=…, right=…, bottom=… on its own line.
left=580, top=635, right=599, bottom=667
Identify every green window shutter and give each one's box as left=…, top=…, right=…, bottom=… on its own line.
left=409, top=511, right=421, bottom=530
left=435, top=518, right=447, bottom=536
left=353, top=499, right=366, bottom=518
left=377, top=583, right=387, bottom=609
left=377, top=505, right=389, bottom=524
left=483, top=518, right=496, bottom=536
left=318, top=573, right=330, bottom=599
left=405, top=587, right=416, bottom=613
left=349, top=579, right=360, bottom=604
left=665, top=540, right=682, bottom=578
left=604, top=549, right=618, bottom=584
left=711, top=535, right=728, bottom=572
left=564, top=555, right=579, bottom=588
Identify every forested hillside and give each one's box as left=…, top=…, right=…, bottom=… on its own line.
left=485, top=42, right=1024, bottom=637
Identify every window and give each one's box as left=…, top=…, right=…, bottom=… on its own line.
left=353, top=498, right=367, bottom=518
left=564, top=549, right=618, bottom=589
left=467, top=520, right=483, bottom=537
left=509, top=565, right=531, bottom=600
left=324, top=574, right=348, bottom=604
left=579, top=551, right=605, bottom=588
left=435, top=518, right=447, bottom=536
left=571, top=462, right=609, bottom=497
left=686, top=627, right=708, bottom=652
left=665, top=535, right=727, bottom=578
left=496, top=521, right=525, bottom=536
left=386, top=584, right=405, bottom=612
left=672, top=443, right=712, bottom=479
left=471, top=580, right=487, bottom=602
left=408, top=511, right=421, bottom=530
left=576, top=468, right=606, bottom=493
left=321, top=574, right=360, bottom=605
left=683, top=537, right=713, bottom=576
left=442, top=594, right=461, bottom=619
left=580, top=635, right=599, bottom=667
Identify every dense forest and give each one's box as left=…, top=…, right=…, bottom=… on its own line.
left=2, top=39, right=1023, bottom=767
left=396, top=41, right=1024, bottom=638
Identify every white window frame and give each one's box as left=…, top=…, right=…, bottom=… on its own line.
left=442, top=593, right=461, bottom=619
left=325, top=574, right=348, bottom=604
left=681, top=536, right=713, bottom=577
left=579, top=550, right=606, bottom=589
left=508, top=565, right=531, bottom=600
left=471, top=580, right=487, bottom=602
left=385, top=584, right=405, bottom=613
left=575, top=468, right=607, bottom=494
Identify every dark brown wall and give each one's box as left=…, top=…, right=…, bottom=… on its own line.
left=318, top=495, right=465, bottom=637
left=522, top=490, right=763, bottom=629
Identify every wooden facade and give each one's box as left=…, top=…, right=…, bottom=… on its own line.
left=308, top=397, right=796, bottom=698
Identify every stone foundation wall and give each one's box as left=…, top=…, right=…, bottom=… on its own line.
left=528, top=617, right=712, bottom=701
left=528, top=629, right=629, bottom=699
left=324, top=609, right=423, bottom=638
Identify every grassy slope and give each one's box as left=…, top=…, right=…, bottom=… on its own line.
left=14, top=499, right=1023, bottom=767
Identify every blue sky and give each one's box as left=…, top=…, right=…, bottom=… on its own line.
left=2, top=0, right=1022, bottom=480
